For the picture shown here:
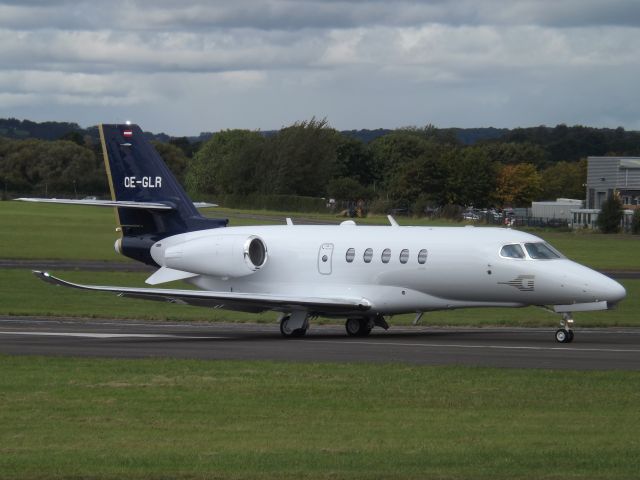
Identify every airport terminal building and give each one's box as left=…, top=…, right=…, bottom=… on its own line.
left=570, top=156, right=640, bottom=230
left=585, top=156, right=640, bottom=209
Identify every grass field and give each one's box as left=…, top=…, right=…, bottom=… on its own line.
left=1, top=269, right=637, bottom=327
left=1, top=356, right=639, bottom=480
left=2, top=204, right=639, bottom=480
left=2, top=201, right=639, bottom=270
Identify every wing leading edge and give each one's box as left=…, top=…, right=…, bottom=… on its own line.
left=33, top=271, right=372, bottom=315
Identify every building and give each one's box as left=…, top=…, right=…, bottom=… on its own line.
left=531, top=198, right=583, bottom=221
left=570, top=156, right=639, bottom=231
left=586, top=156, right=640, bottom=209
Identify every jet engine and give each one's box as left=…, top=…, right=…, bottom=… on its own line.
left=152, top=234, right=268, bottom=278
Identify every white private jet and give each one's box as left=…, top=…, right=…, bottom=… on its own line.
left=22, top=124, right=626, bottom=343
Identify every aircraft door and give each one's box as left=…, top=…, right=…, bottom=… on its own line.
left=318, top=243, right=334, bottom=275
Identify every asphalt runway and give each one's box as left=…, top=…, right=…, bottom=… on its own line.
left=1, top=316, right=639, bottom=370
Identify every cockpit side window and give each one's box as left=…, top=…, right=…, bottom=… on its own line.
left=524, top=242, right=563, bottom=259
left=500, top=244, right=525, bottom=259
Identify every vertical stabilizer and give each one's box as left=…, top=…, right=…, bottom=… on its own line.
left=99, top=123, right=226, bottom=265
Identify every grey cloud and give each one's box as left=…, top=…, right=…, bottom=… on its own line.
left=2, top=1, right=640, bottom=32
left=1, top=0, right=639, bottom=134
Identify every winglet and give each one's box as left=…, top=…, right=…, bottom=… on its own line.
left=387, top=215, right=399, bottom=227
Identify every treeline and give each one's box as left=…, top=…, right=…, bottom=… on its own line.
left=184, top=120, right=626, bottom=212
left=2, top=118, right=640, bottom=213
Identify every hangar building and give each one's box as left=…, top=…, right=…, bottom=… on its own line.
left=586, top=156, right=640, bottom=209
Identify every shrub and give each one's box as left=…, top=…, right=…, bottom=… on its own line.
left=632, top=209, right=640, bottom=235
left=597, top=195, right=624, bottom=234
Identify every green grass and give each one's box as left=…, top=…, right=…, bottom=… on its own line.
left=2, top=201, right=639, bottom=269
left=0, top=356, right=638, bottom=479
left=0, top=202, right=282, bottom=262
left=1, top=269, right=638, bottom=327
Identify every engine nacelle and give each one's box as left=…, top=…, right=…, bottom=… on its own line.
left=156, top=234, right=268, bottom=278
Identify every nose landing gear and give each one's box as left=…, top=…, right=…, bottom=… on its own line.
left=555, top=313, right=574, bottom=343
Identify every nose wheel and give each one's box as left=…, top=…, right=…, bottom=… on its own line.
left=555, top=313, right=574, bottom=343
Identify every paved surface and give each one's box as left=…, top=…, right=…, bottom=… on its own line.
left=0, top=259, right=152, bottom=272
left=1, top=317, right=639, bottom=370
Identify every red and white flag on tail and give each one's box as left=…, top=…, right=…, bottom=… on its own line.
left=123, top=129, right=133, bottom=137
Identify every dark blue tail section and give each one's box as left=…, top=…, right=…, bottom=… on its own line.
left=99, top=123, right=226, bottom=265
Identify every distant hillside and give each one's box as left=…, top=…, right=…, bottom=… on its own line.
left=3, top=119, right=640, bottom=161
left=0, top=118, right=173, bottom=143
left=0, top=118, right=84, bottom=141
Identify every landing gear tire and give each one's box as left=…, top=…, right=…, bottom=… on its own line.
left=345, top=318, right=372, bottom=337
left=555, top=328, right=573, bottom=343
left=280, top=316, right=306, bottom=338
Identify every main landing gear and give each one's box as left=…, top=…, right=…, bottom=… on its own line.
left=279, top=313, right=309, bottom=338
left=279, top=313, right=390, bottom=338
left=345, top=317, right=373, bottom=337
left=555, top=313, right=574, bottom=343
left=345, top=315, right=389, bottom=337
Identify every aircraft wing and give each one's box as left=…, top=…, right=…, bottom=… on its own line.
left=33, top=271, right=371, bottom=315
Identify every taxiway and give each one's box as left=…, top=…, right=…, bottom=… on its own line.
left=1, top=316, right=638, bottom=370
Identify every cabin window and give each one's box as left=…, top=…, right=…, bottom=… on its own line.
left=500, top=244, right=525, bottom=259
left=345, top=248, right=355, bottom=263
left=381, top=248, right=391, bottom=263
left=418, top=249, right=428, bottom=264
left=399, top=249, right=409, bottom=264
left=363, top=248, right=373, bottom=263
left=524, top=242, right=563, bottom=260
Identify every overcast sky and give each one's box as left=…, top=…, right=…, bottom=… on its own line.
left=1, top=0, right=639, bottom=135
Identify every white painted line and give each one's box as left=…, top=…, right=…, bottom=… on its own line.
left=314, top=340, right=640, bottom=354
left=0, top=331, right=226, bottom=339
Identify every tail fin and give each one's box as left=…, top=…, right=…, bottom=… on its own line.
left=99, top=123, right=226, bottom=265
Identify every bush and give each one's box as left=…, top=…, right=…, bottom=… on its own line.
left=632, top=209, right=640, bottom=235
left=597, top=196, right=624, bottom=234
left=219, top=194, right=327, bottom=213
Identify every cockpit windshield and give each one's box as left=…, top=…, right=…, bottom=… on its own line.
left=500, top=244, right=525, bottom=259
left=524, top=242, right=563, bottom=260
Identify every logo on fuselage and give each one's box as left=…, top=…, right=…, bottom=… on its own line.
left=498, top=275, right=535, bottom=292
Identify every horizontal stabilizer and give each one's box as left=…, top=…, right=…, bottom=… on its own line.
left=33, top=271, right=372, bottom=315
left=16, top=198, right=174, bottom=210
left=145, top=267, right=198, bottom=285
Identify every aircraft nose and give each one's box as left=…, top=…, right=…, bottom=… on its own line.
left=600, top=276, right=626, bottom=307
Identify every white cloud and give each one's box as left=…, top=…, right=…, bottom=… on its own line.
left=0, top=0, right=639, bottom=133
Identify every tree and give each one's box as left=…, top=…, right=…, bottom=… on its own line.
left=368, top=132, right=433, bottom=188
left=385, top=144, right=451, bottom=210
left=597, top=195, right=624, bottom=233
left=264, top=118, right=340, bottom=197
left=445, top=147, right=499, bottom=207
left=632, top=209, right=640, bottom=235
left=0, top=138, right=101, bottom=195
left=494, top=163, right=542, bottom=207
left=152, top=141, right=189, bottom=185
left=334, top=136, right=376, bottom=187
left=479, top=142, right=547, bottom=168
left=540, top=159, right=587, bottom=200
left=326, top=177, right=371, bottom=202
left=185, top=129, right=265, bottom=197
